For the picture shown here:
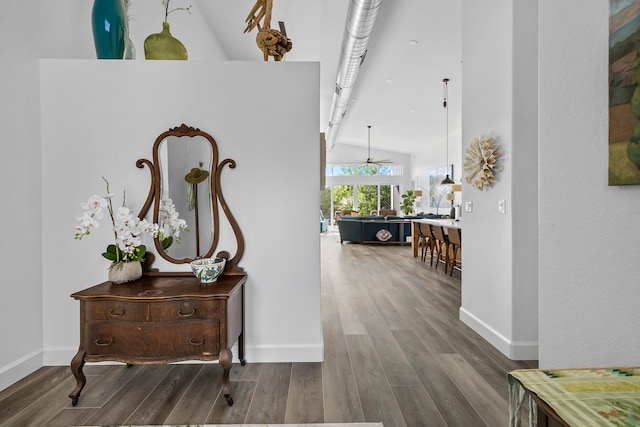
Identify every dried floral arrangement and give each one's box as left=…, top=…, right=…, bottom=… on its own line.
left=463, top=135, right=503, bottom=191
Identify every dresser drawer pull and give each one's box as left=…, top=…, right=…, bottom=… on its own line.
left=189, top=337, right=205, bottom=346
left=178, top=308, right=196, bottom=317
left=109, top=308, right=124, bottom=317
left=95, top=337, right=114, bottom=346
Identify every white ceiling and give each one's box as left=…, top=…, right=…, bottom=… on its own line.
left=196, top=0, right=462, bottom=155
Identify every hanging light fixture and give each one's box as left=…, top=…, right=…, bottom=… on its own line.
left=441, top=78, right=454, bottom=185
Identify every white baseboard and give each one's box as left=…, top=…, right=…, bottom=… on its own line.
left=247, top=343, right=324, bottom=363
left=44, top=348, right=79, bottom=366
left=459, top=307, right=538, bottom=360
left=43, top=342, right=324, bottom=367
left=1, top=342, right=324, bottom=393
left=0, top=350, right=43, bottom=392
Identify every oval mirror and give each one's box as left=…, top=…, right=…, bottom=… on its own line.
left=137, top=124, right=245, bottom=272
left=137, top=125, right=219, bottom=264
left=157, top=134, right=214, bottom=260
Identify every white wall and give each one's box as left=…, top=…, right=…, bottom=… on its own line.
left=0, top=0, right=47, bottom=389
left=5, top=0, right=640, bottom=393
left=0, top=0, right=110, bottom=390
left=126, top=0, right=227, bottom=60
left=326, top=143, right=412, bottom=186
left=459, top=0, right=538, bottom=360
left=410, top=73, right=463, bottom=213
left=511, top=0, right=540, bottom=360
left=411, top=129, right=463, bottom=215
left=0, top=0, right=322, bottom=388
left=327, top=142, right=411, bottom=167
left=539, top=0, right=640, bottom=367
left=39, top=60, right=322, bottom=366
left=0, top=0, right=321, bottom=390
left=0, top=0, right=234, bottom=390
left=459, top=0, right=640, bottom=366
left=33, top=0, right=223, bottom=61
left=460, top=0, right=516, bottom=357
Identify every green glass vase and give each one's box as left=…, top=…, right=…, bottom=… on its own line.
left=144, top=21, right=188, bottom=60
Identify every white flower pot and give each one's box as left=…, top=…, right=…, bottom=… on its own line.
left=108, top=261, right=142, bottom=284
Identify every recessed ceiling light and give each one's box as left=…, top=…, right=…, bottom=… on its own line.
left=408, top=40, right=418, bottom=46
left=409, top=108, right=416, bottom=113
left=385, top=79, right=393, bottom=84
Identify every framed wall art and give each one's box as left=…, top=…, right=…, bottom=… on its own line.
left=609, top=0, right=640, bottom=185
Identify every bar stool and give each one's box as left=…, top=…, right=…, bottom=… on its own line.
left=418, top=222, right=435, bottom=266
left=447, top=227, right=462, bottom=276
left=431, top=225, right=450, bottom=273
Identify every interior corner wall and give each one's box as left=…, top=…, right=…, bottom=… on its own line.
left=510, top=0, right=540, bottom=359
left=40, top=60, right=322, bottom=365
left=539, top=0, right=640, bottom=367
left=460, top=0, right=515, bottom=357
left=0, top=0, right=47, bottom=390
left=460, top=0, right=538, bottom=360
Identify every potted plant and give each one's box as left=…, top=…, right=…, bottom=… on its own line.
left=74, top=178, right=187, bottom=283
left=400, top=190, right=417, bottom=216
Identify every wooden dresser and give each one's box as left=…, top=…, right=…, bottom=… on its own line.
left=68, top=273, right=245, bottom=407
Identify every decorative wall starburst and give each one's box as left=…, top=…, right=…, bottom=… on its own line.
left=464, top=135, right=503, bottom=191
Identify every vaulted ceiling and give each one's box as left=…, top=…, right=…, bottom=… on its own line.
left=197, top=0, right=462, bottom=155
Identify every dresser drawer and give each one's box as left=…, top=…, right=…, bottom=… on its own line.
left=148, top=300, right=220, bottom=322
left=86, top=301, right=148, bottom=322
left=86, top=300, right=220, bottom=322
left=85, top=320, right=221, bottom=359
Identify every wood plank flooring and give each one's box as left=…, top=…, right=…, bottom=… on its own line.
left=0, top=229, right=536, bottom=426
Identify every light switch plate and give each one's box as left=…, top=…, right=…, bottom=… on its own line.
left=465, top=201, right=473, bottom=213
left=498, top=199, right=506, bottom=214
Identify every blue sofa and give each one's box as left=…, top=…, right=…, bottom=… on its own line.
left=337, top=214, right=444, bottom=244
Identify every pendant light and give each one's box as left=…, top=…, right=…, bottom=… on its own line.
left=441, top=78, right=454, bottom=185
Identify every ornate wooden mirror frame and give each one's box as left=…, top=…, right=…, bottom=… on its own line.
left=136, top=124, right=245, bottom=274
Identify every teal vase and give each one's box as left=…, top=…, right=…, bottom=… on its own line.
left=91, top=0, right=128, bottom=59
left=144, top=22, right=188, bottom=60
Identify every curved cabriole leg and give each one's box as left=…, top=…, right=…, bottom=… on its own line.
left=68, top=350, right=86, bottom=406
left=225, top=394, right=234, bottom=406
left=239, top=331, right=246, bottom=366
left=219, top=347, right=234, bottom=406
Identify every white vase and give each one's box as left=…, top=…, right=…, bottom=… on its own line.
left=108, top=261, right=142, bottom=284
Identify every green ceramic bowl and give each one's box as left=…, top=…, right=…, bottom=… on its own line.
left=190, top=258, right=226, bottom=284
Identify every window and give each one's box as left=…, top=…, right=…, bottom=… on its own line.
left=322, top=184, right=395, bottom=222
left=357, top=185, right=378, bottom=214
left=332, top=185, right=354, bottom=212
left=323, top=163, right=404, bottom=222
left=326, top=164, right=403, bottom=176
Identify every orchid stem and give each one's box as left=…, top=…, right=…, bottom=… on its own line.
left=102, top=176, right=121, bottom=264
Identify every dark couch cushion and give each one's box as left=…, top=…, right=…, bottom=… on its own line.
left=337, top=219, right=362, bottom=242
left=338, top=215, right=415, bottom=244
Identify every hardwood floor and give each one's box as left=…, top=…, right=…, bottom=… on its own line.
left=0, top=230, right=536, bottom=426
